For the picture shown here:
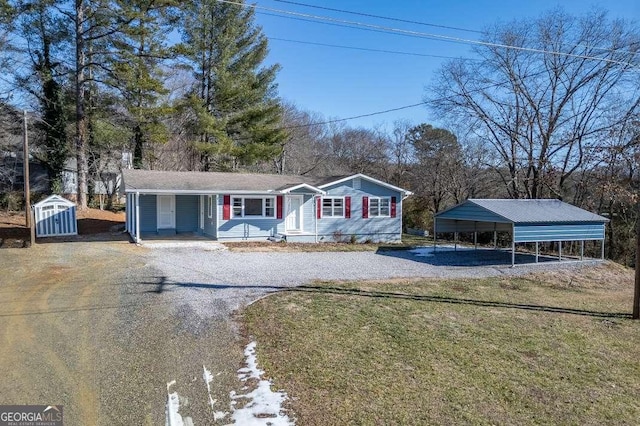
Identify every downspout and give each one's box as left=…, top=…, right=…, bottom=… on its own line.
left=314, top=195, right=318, bottom=243
left=214, top=194, right=219, bottom=240
left=135, top=191, right=140, bottom=244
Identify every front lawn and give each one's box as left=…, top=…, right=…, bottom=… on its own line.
left=242, top=263, right=639, bottom=425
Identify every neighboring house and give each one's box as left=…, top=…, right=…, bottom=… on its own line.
left=122, top=170, right=412, bottom=243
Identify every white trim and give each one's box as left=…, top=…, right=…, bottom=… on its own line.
left=231, top=195, right=277, bottom=219
left=367, top=196, right=391, bottom=218
left=34, top=194, right=76, bottom=208
left=207, top=195, right=213, bottom=219
left=135, top=192, right=140, bottom=243
left=200, top=195, right=205, bottom=230
left=280, top=183, right=326, bottom=194
left=321, top=196, right=345, bottom=218
left=124, top=189, right=278, bottom=195
left=317, top=173, right=412, bottom=195
left=157, top=194, right=176, bottom=229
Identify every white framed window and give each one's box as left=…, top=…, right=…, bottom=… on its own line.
left=369, top=197, right=391, bottom=217
left=208, top=195, right=213, bottom=218
left=322, top=197, right=344, bottom=218
left=231, top=196, right=276, bottom=218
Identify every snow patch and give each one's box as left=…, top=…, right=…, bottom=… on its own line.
left=203, top=365, right=228, bottom=420
left=166, top=380, right=193, bottom=426
left=229, top=341, right=294, bottom=425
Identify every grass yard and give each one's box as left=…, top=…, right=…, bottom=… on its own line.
left=242, top=263, right=640, bottom=425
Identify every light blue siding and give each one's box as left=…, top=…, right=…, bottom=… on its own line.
left=217, top=194, right=282, bottom=241
left=176, top=195, right=198, bottom=233
left=317, top=179, right=403, bottom=243
left=139, top=194, right=157, bottom=233
left=435, top=219, right=512, bottom=233
left=514, top=223, right=605, bottom=242
left=437, top=202, right=510, bottom=223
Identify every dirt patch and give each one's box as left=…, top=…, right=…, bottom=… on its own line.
left=0, top=208, right=125, bottom=248
left=224, top=241, right=381, bottom=252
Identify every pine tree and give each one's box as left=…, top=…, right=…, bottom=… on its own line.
left=108, top=0, right=174, bottom=169
left=180, top=0, right=286, bottom=171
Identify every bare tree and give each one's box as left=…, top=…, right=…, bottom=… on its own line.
left=429, top=8, right=640, bottom=199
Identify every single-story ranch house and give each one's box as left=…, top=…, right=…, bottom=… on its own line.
left=122, top=170, right=412, bottom=243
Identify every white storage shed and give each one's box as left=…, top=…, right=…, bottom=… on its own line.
left=33, top=195, right=78, bottom=237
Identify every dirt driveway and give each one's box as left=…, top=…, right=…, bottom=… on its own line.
left=0, top=240, right=244, bottom=425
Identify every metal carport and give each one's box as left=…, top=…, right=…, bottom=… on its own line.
left=434, top=199, right=609, bottom=266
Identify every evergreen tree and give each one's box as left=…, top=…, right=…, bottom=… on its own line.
left=14, top=1, right=70, bottom=189
left=108, top=0, right=174, bottom=169
left=179, top=0, right=286, bottom=171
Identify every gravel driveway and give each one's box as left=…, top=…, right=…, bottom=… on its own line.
left=144, top=244, right=597, bottom=313
left=1, top=240, right=599, bottom=425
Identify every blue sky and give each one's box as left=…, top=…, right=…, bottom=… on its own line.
left=253, top=0, right=640, bottom=131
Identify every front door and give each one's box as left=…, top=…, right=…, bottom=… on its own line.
left=286, top=195, right=303, bottom=231
left=157, top=195, right=175, bottom=229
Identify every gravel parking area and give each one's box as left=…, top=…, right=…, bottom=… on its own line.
left=145, top=244, right=602, bottom=314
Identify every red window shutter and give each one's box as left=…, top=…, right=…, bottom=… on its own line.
left=362, top=196, right=369, bottom=219
left=391, top=196, right=397, bottom=218
left=277, top=196, right=283, bottom=219
left=345, top=196, right=351, bottom=218
left=317, top=198, right=322, bottom=219
left=223, top=195, right=231, bottom=220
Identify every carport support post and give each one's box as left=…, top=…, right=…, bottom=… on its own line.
left=511, top=239, right=515, bottom=267
left=601, top=239, right=605, bottom=259
left=535, top=242, right=539, bottom=263
left=454, top=232, right=458, bottom=251
left=474, top=222, right=477, bottom=250
left=558, top=241, right=562, bottom=261
left=580, top=240, right=584, bottom=261
left=433, top=220, right=436, bottom=252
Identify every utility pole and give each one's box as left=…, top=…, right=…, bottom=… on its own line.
left=633, top=206, right=639, bottom=319
left=22, top=110, right=31, bottom=229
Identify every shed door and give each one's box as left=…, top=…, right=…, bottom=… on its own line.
left=157, top=195, right=175, bottom=229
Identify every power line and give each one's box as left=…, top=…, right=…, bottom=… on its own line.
left=279, top=102, right=429, bottom=130
left=269, top=37, right=480, bottom=61
left=272, top=0, right=483, bottom=34
left=215, top=0, right=637, bottom=68
left=273, top=0, right=639, bottom=58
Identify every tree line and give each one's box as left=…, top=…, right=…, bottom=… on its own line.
left=0, top=4, right=637, bottom=264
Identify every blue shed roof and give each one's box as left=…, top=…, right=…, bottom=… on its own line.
left=437, top=199, right=609, bottom=224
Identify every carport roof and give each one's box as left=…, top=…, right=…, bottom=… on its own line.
left=437, top=199, right=609, bottom=223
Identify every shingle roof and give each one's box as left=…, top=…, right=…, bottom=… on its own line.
left=468, top=199, right=609, bottom=223
left=122, top=169, right=329, bottom=193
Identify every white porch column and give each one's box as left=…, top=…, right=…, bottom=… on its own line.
left=135, top=191, right=141, bottom=243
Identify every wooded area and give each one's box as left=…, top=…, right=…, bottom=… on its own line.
left=0, top=3, right=637, bottom=265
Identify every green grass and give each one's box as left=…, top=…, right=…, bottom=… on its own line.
left=242, top=264, right=640, bottom=425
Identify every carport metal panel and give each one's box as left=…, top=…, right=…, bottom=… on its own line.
left=434, top=219, right=606, bottom=267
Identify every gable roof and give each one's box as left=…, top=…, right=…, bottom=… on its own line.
left=437, top=199, right=609, bottom=223
left=317, top=173, right=413, bottom=196
left=122, top=169, right=412, bottom=196
left=34, top=194, right=76, bottom=208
